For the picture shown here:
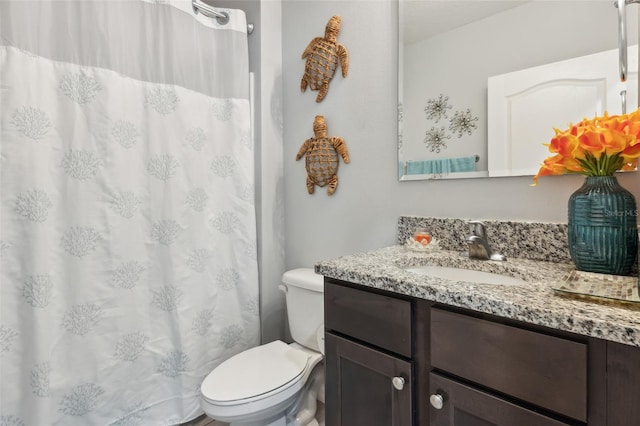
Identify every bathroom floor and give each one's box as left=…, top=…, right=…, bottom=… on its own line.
left=181, top=414, right=227, bottom=426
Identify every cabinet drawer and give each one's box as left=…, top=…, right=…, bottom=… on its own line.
left=431, top=308, right=587, bottom=422
left=325, top=281, right=412, bottom=357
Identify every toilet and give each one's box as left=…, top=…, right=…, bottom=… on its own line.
left=200, top=268, right=325, bottom=426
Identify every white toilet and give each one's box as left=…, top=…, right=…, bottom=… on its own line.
left=200, top=268, right=325, bottom=426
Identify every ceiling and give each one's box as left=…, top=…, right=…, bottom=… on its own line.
left=402, top=1, right=529, bottom=45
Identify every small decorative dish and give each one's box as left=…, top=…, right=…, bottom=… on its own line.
left=404, top=238, right=441, bottom=253
left=552, top=269, right=640, bottom=310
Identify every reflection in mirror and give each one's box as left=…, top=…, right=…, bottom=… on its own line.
left=488, top=45, right=638, bottom=177
left=398, top=0, right=639, bottom=181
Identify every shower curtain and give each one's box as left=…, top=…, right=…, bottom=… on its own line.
left=0, top=1, right=259, bottom=425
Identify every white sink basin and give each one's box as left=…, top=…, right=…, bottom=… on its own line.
left=405, top=265, right=526, bottom=286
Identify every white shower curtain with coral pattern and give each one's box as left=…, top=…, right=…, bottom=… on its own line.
left=0, top=1, right=259, bottom=425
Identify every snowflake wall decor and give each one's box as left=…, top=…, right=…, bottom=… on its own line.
left=449, top=108, right=479, bottom=138
left=424, top=126, right=451, bottom=153
left=424, top=94, right=452, bottom=122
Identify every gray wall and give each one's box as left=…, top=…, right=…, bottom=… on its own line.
left=282, top=0, right=640, bottom=270
left=257, top=1, right=287, bottom=344
left=215, top=0, right=287, bottom=344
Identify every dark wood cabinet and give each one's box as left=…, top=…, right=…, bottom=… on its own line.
left=431, top=308, right=588, bottom=422
left=325, top=280, right=412, bottom=357
left=325, top=333, right=413, bottom=426
left=324, top=280, right=421, bottom=425
left=429, top=373, right=571, bottom=426
left=324, top=278, right=640, bottom=426
left=607, top=341, right=640, bottom=426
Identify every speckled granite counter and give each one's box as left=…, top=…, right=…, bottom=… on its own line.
left=315, top=245, right=640, bottom=348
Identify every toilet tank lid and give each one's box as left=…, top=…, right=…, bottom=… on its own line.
left=282, top=268, right=324, bottom=292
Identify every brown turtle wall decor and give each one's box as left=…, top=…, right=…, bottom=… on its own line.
left=296, top=115, right=349, bottom=195
left=300, top=15, right=349, bottom=103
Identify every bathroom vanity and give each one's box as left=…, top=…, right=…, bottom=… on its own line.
left=318, top=220, right=640, bottom=426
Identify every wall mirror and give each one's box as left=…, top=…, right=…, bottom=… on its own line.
left=398, top=0, right=639, bottom=181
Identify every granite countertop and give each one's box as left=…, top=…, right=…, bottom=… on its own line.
left=315, top=245, right=640, bottom=348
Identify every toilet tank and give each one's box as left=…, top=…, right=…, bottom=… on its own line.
left=281, top=268, right=324, bottom=352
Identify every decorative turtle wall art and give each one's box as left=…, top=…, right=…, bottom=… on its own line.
left=296, top=115, right=350, bottom=195
left=300, top=15, right=349, bottom=103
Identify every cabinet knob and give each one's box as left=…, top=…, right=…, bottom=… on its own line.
left=430, top=393, right=444, bottom=410
left=392, top=376, right=405, bottom=390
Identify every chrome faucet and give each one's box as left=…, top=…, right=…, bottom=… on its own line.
left=466, top=221, right=506, bottom=261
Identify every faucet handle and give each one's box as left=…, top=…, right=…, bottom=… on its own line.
left=468, top=220, right=487, bottom=238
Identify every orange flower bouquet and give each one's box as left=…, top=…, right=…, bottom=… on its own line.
left=535, top=109, right=640, bottom=275
left=532, top=109, right=640, bottom=185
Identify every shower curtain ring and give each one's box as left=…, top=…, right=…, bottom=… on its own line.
left=215, top=11, right=230, bottom=26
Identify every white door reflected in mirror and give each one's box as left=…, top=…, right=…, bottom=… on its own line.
left=487, top=46, right=638, bottom=177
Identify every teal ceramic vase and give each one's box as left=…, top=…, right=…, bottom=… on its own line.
left=568, top=176, right=638, bottom=275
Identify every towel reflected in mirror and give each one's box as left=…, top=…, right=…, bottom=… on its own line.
left=405, top=155, right=478, bottom=175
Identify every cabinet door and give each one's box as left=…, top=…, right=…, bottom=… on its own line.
left=429, top=373, right=571, bottom=426
left=325, top=332, right=413, bottom=426
left=607, top=341, right=640, bottom=426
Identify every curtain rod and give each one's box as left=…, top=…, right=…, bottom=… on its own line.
left=192, top=0, right=254, bottom=34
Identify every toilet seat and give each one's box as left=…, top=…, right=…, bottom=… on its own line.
left=201, top=340, right=311, bottom=406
